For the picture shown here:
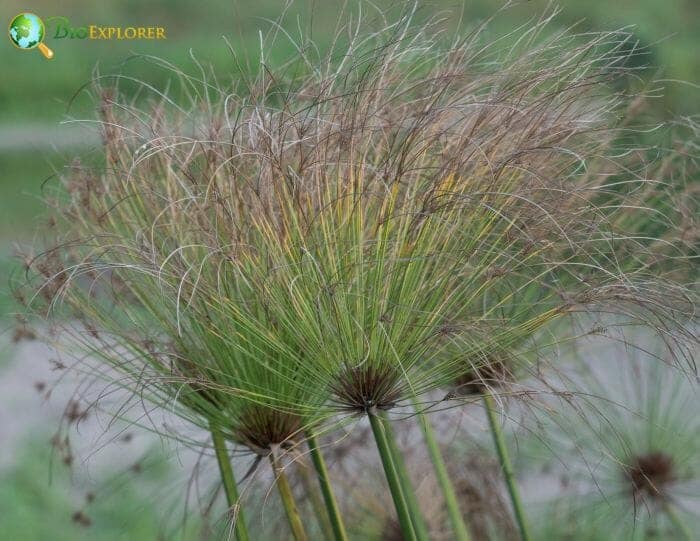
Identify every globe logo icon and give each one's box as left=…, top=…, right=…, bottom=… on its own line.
left=8, top=12, right=54, bottom=59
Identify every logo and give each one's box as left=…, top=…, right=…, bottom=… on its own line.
left=8, top=12, right=54, bottom=59
left=8, top=13, right=167, bottom=59
left=48, top=17, right=167, bottom=41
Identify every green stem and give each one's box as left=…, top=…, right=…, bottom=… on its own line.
left=210, top=424, right=250, bottom=541
left=417, top=411, right=472, bottom=541
left=368, top=409, right=418, bottom=541
left=297, top=456, right=336, bottom=540
left=306, top=431, right=350, bottom=541
left=382, top=416, right=431, bottom=540
left=482, top=392, right=532, bottom=541
left=270, top=451, right=309, bottom=541
left=665, top=502, right=693, bottom=541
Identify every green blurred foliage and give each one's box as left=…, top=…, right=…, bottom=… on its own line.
left=0, top=0, right=697, bottom=123
left=0, top=440, right=200, bottom=541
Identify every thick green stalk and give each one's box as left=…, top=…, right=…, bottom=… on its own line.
left=665, top=503, right=693, bottom=541
left=306, top=431, right=350, bottom=541
left=270, top=452, right=309, bottom=541
left=416, top=411, right=472, bottom=541
left=210, top=424, right=250, bottom=541
left=382, top=417, right=431, bottom=540
left=482, top=393, right=532, bottom=541
left=368, top=409, right=418, bottom=541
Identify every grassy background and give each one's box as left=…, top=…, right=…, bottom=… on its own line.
left=0, top=1, right=697, bottom=538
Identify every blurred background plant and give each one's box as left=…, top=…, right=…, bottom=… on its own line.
left=516, top=329, right=700, bottom=540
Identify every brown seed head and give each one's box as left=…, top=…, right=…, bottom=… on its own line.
left=454, top=358, right=510, bottom=396
left=625, top=451, right=675, bottom=500
left=332, top=365, right=403, bottom=413
left=234, top=405, right=302, bottom=454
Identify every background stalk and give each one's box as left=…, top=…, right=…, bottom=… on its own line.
left=296, top=458, right=336, bottom=540
left=210, top=424, right=250, bottom=541
left=270, top=451, right=309, bottom=541
left=368, top=409, right=418, bottom=541
left=306, top=431, right=350, bottom=541
left=382, top=416, right=431, bottom=540
left=482, top=392, right=532, bottom=541
left=416, top=410, right=472, bottom=541
left=664, top=503, right=693, bottom=541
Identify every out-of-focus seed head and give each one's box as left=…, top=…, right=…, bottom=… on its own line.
left=625, top=451, right=676, bottom=501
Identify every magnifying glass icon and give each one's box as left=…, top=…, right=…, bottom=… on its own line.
left=8, top=12, right=54, bottom=59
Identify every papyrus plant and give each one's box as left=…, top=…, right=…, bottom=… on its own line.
left=523, top=333, right=700, bottom=540
left=21, top=3, right=697, bottom=540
